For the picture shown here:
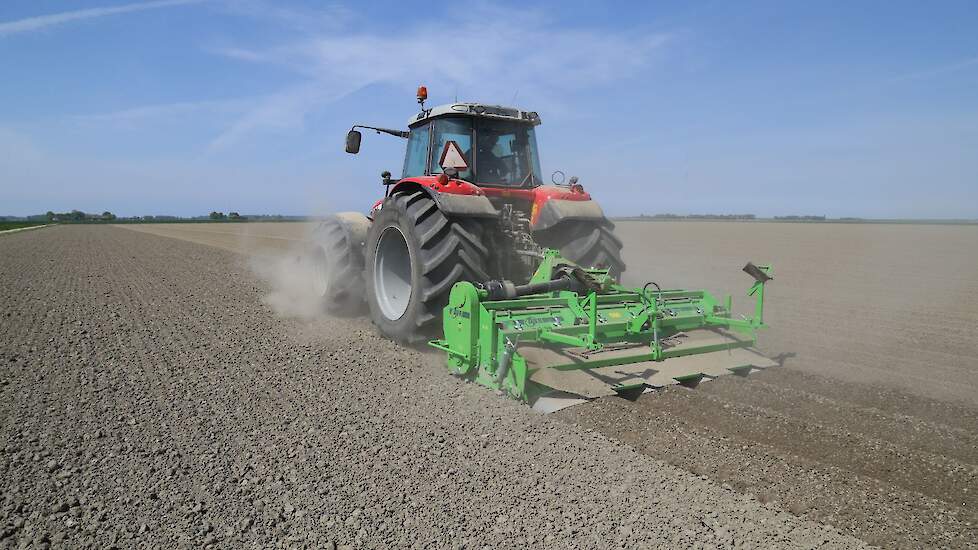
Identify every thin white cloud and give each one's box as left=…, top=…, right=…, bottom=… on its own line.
left=72, top=98, right=249, bottom=124
left=209, top=5, right=670, bottom=149
left=206, top=84, right=340, bottom=151
left=0, top=0, right=205, bottom=36
left=215, top=0, right=352, bottom=33
left=889, top=55, right=978, bottom=83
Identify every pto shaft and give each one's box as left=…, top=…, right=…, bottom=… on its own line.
left=482, top=276, right=579, bottom=300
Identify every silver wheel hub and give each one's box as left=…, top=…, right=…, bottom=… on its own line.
left=373, top=226, right=413, bottom=321
left=311, top=246, right=329, bottom=298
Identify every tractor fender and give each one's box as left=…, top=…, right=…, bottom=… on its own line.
left=433, top=192, right=499, bottom=218
left=331, top=212, right=372, bottom=249
left=532, top=199, right=608, bottom=231
left=388, top=180, right=499, bottom=219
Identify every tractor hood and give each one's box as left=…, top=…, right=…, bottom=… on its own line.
left=391, top=177, right=607, bottom=230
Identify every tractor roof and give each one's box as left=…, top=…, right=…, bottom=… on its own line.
left=408, top=103, right=541, bottom=128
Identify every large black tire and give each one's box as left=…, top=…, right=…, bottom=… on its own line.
left=365, top=190, right=490, bottom=343
left=535, top=220, right=626, bottom=280
left=308, top=213, right=370, bottom=314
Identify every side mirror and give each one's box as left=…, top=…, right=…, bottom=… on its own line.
left=345, top=130, right=362, bottom=154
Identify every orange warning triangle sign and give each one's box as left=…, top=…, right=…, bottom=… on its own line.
left=439, top=140, right=469, bottom=171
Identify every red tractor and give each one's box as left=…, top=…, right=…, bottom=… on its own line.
left=309, top=87, right=625, bottom=342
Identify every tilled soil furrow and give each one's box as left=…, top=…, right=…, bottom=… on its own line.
left=700, top=372, right=978, bottom=467
left=784, top=332, right=978, bottom=370
left=762, top=326, right=978, bottom=384
left=748, top=364, right=978, bottom=434
left=775, top=308, right=978, bottom=349
left=766, top=322, right=978, bottom=365
left=780, top=337, right=978, bottom=380
left=751, top=350, right=978, bottom=424
left=684, top=383, right=978, bottom=509
left=561, top=388, right=977, bottom=549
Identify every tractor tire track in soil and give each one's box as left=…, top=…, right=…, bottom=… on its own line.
left=559, top=370, right=978, bottom=548
left=0, top=226, right=865, bottom=549
left=558, top=221, right=978, bottom=549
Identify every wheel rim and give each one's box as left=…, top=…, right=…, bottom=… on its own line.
left=311, top=245, right=329, bottom=298
left=373, top=226, right=413, bottom=320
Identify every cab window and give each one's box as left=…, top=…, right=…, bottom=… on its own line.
left=475, top=119, right=542, bottom=186
left=430, top=118, right=473, bottom=181
left=402, top=124, right=430, bottom=178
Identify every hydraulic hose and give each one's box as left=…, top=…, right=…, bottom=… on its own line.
left=642, top=281, right=662, bottom=296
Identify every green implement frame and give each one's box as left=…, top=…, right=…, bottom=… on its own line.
left=429, top=250, right=775, bottom=407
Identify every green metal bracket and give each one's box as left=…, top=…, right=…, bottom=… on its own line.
left=746, top=263, right=773, bottom=328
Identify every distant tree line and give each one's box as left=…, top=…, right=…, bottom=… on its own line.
left=6, top=210, right=254, bottom=223
left=3, top=210, right=306, bottom=224
left=632, top=213, right=758, bottom=220
left=32, top=210, right=117, bottom=222
left=616, top=213, right=834, bottom=222
left=208, top=211, right=242, bottom=220
left=773, top=215, right=826, bottom=221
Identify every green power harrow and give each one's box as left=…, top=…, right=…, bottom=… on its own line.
left=429, top=250, right=776, bottom=411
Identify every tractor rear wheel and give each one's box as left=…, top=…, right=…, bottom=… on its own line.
left=536, top=220, right=626, bottom=279
left=365, top=190, right=490, bottom=342
left=308, top=213, right=370, bottom=314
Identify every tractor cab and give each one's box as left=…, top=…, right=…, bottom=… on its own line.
left=402, top=103, right=543, bottom=187
left=344, top=91, right=543, bottom=188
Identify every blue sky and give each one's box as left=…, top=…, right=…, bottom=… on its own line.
left=1, top=0, right=976, bottom=218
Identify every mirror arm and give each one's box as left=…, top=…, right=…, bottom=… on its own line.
left=352, top=125, right=409, bottom=139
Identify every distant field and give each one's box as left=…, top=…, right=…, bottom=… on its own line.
left=0, top=221, right=49, bottom=232
left=613, top=216, right=978, bottom=225
left=119, top=221, right=312, bottom=254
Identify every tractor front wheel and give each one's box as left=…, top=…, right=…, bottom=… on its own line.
left=365, top=190, right=490, bottom=343
left=307, top=213, right=370, bottom=314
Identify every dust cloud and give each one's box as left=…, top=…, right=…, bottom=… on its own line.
left=242, top=222, right=327, bottom=321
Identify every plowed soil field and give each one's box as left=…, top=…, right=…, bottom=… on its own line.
left=3, top=220, right=976, bottom=548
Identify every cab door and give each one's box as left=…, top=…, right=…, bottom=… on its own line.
left=401, top=123, right=431, bottom=178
